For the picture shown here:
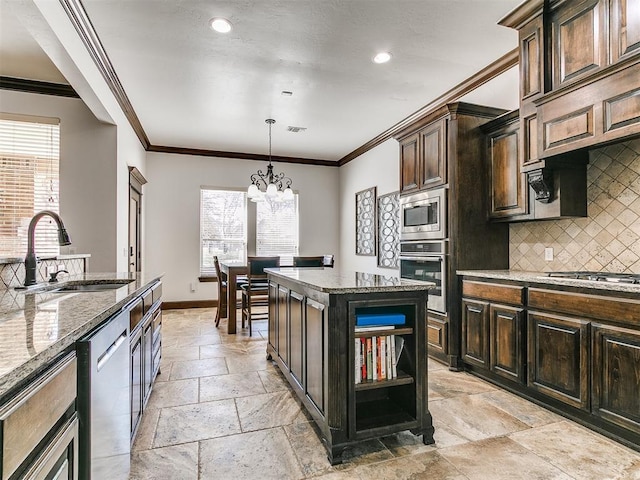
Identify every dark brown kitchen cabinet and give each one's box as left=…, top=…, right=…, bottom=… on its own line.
left=482, top=110, right=529, bottom=220
left=267, top=276, right=432, bottom=465
left=461, top=280, right=526, bottom=385
left=459, top=274, right=640, bottom=453
left=592, top=323, right=640, bottom=435
left=426, top=312, right=447, bottom=358
left=500, top=0, right=640, bottom=163
left=461, top=299, right=490, bottom=368
left=527, top=311, right=590, bottom=410
left=399, top=118, right=447, bottom=193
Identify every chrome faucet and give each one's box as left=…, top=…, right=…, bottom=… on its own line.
left=24, top=210, right=72, bottom=287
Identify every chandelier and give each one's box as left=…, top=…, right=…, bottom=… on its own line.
left=247, top=119, right=294, bottom=203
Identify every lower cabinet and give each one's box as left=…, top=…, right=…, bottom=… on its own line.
left=527, top=311, right=590, bottom=410
left=592, top=323, right=640, bottom=435
left=461, top=280, right=526, bottom=385
left=0, top=353, right=78, bottom=480
left=130, top=282, right=162, bottom=442
left=460, top=275, right=640, bottom=452
left=267, top=278, right=432, bottom=465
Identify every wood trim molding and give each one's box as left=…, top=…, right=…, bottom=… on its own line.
left=337, top=48, right=519, bottom=166
left=128, top=166, right=148, bottom=186
left=162, top=300, right=217, bottom=310
left=59, top=0, right=150, bottom=149
left=147, top=144, right=337, bottom=167
left=0, top=76, right=79, bottom=98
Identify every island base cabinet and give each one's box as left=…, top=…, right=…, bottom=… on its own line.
left=267, top=277, right=432, bottom=466
left=592, top=324, right=640, bottom=435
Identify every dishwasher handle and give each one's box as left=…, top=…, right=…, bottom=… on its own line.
left=97, top=330, right=127, bottom=371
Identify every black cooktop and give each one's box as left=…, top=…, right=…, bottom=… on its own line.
left=546, top=271, right=640, bottom=284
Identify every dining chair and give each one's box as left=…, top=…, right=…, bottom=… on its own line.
left=213, top=256, right=228, bottom=327
left=293, top=256, right=325, bottom=267
left=241, top=256, right=280, bottom=335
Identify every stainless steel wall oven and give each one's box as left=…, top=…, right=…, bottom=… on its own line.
left=399, top=240, right=447, bottom=313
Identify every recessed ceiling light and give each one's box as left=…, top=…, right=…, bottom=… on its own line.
left=373, top=52, right=392, bottom=64
left=209, top=17, right=232, bottom=33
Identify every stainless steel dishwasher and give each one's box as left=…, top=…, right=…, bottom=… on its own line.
left=77, top=305, right=131, bottom=479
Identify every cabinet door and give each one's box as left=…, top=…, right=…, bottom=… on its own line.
left=143, top=316, right=154, bottom=404
left=278, top=286, right=289, bottom=367
left=399, top=133, right=420, bottom=193
left=305, top=299, right=326, bottom=415
left=592, top=323, right=640, bottom=435
left=490, top=304, right=525, bottom=383
left=551, top=0, right=607, bottom=88
left=420, top=119, right=446, bottom=189
left=519, top=14, right=544, bottom=101
left=611, top=0, right=640, bottom=62
left=289, top=291, right=304, bottom=387
left=130, top=328, right=143, bottom=439
left=268, top=283, right=278, bottom=351
left=528, top=311, right=590, bottom=410
left=461, top=299, right=489, bottom=368
left=427, top=315, right=447, bottom=356
left=487, top=122, right=527, bottom=218
left=23, top=417, right=79, bottom=480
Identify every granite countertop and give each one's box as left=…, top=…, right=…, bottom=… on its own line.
left=266, top=267, right=435, bottom=294
left=457, top=270, right=640, bottom=295
left=0, top=271, right=163, bottom=398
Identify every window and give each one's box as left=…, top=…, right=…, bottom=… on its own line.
left=256, top=195, right=299, bottom=261
left=0, top=114, right=60, bottom=257
left=200, top=189, right=247, bottom=274
left=199, top=188, right=299, bottom=275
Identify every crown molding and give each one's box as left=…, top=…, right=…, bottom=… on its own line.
left=337, top=48, right=519, bottom=166
left=0, top=76, right=79, bottom=98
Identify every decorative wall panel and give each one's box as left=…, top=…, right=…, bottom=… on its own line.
left=377, top=191, right=399, bottom=268
left=355, top=186, right=376, bottom=256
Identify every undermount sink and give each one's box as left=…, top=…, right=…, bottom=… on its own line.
left=48, top=280, right=133, bottom=293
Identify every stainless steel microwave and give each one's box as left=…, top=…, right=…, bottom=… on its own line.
left=400, top=188, right=446, bottom=241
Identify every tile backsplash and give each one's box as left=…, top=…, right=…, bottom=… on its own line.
left=510, top=139, right=640, bottom=273
left=0, top=257, right=88, bottom=289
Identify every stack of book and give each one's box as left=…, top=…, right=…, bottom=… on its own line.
left=354, top=327, right=405, bottom=384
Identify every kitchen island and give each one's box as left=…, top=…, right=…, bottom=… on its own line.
left=266, top=267, right=435, bottom=464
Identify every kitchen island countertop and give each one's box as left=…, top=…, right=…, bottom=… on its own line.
left=0, top=272, right=163, bottom=399
left=265, top=267, right=435, bottom=294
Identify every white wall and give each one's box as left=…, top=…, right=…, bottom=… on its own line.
left=0, top=89, right=119, bottom=271
left=144, top=152, right=340, bottom=302
left=339, top=139, right=400, bottom=274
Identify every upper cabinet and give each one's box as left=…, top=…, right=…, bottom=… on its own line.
left=399, top=118, right=447, bottom=193
left=500, top=0, right=640, bottom=166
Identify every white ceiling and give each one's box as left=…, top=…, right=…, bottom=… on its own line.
left=1, top=0, right=523, bottom=162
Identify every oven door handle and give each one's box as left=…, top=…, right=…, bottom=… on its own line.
left=400, top=256, right=444, bottom=262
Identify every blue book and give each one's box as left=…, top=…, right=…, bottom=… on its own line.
left=356, top=313, right=405, bottom=327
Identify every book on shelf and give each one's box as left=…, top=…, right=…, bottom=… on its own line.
left=354, top=325, right=396, bottom=332
left=355, top=332, right=408, bottom=383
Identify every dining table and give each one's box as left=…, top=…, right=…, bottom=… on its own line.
left=218, top=260, right=248, bottom=334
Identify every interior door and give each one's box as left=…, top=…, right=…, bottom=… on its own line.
left=128, top=167, right=147, bottom=274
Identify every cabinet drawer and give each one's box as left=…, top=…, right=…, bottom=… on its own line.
left=129, top=297, right=143, bottom=331
left=142, top=289, right=153, bottom=315
left=152, top=281, right=162, bottom=305
left=462, top=280, right=525, bottom=305
left=22, top=416, right=78, bottom=480
left=0, top=354, right=77, bottom=480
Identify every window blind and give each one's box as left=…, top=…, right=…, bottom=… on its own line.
left=0, top=116, right=61, bottom=257
left=256, top=195, right=299, bottom=262
left=200, top=188, right=247, bottom=274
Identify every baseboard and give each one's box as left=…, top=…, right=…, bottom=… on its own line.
left=162, top=300, right=217, bottom=310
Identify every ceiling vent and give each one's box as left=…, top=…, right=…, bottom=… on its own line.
left=287, top=126, right=307, bottom=133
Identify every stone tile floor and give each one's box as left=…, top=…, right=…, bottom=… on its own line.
left=129, top=308, right=640, bottom=479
